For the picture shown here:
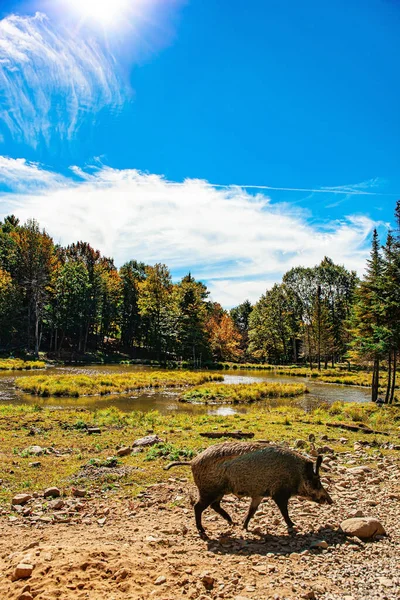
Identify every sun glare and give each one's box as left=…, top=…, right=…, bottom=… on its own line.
left=66, top=0, right=132, bottom=25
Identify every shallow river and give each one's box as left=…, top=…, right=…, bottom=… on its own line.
left=0, top=365, right=371, bottom=414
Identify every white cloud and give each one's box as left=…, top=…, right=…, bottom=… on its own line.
left=0, top=160, right=376, bottom=306
left=0, top=13, right=125, bottom=147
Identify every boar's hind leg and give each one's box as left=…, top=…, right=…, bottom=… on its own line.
left=211, top=500, right=233, bottom=524
left=243, top=496, right=263, bottom=530
left=194, top=494, right=217, bottom=535
left=273, top=491, right=294, bottom=529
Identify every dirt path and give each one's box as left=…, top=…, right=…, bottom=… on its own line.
left=0, top=449, right=399, bottom=600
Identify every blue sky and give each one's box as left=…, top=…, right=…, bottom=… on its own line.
left=0, top=0, right=399, bottom=305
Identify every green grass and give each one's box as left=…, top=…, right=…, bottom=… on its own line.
left=15, top=370, right=224, bottom=398
left=0, top=401, right=398, bottom=504
left=0, top=358, right=46, bottom=370
left=180, top=381, right=308, bottom=404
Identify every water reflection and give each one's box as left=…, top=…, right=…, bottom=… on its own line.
left=0, top=365, right=371, bottom=414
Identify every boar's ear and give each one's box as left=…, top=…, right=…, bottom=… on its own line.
left=315, top=455, right=323, bottom=476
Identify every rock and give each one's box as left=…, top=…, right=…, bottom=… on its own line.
left=87, top=427, right=101, bottom=435
left=295, top=439, right=307, bottom=448
left=71, top=488, right=86, bottom=498
left=23, top=542, right=39, bottom=551
left=318, top=445, right=334, bottom=454
left=347, top=466, right=372, bottom=475
left=302, top=592, right=316, bottom=600
left=29, top=462, right=41, bottom=468
left=308, top=433, right=316, bottom=443
left=48, top=499, right=64, bottom=510
left=117, top=446, right=132, bottom=457
left=339, top=438, right=349, bottom=444
left=97, top=518, right=107, bottom=526
left=349, top=510, right=364, bottom=518
left=18, top=594, right=33, bottom=600
left=133, top=434, right=163, bottom=447
left=310, top=540, right=329, bottom=549
left=12, top=494, right=32, bottom=506
left=154, top=575, right=166, bottom=585
left=44, top=487, right=60, bottom=498
left=11, top=564, right=34, bottom=581
left=26, top=445, right=44, bottom=456
left=340, top=517, right=386, bottom=540
left=201, top=574, right=215, bottom=590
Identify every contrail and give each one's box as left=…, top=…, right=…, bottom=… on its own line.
left=209, top=184, right=397, bottom=196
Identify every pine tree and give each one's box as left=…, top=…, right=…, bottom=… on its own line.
left=349, top=229, right=385, bottom=401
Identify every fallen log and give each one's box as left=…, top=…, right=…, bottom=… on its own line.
left=326, top=422, right=389, bottom=436
left=200, top=431, right=254, bottom=439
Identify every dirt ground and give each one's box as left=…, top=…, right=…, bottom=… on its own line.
left=0, top=447, right=399, bottom=600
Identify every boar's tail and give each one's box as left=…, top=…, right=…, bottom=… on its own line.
left=164, top=461, right=192, bottom=470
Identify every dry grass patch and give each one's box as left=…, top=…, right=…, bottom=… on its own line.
left=180, top=382, right=307, bottom=404
left=15, top=371, right=224, bottom=398
left=0, top=359, right=46, bottom=370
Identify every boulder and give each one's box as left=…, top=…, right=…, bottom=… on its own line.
left=116, top=446, right=132, bottom=457
left=44, top=487, right=60, bottom=498
left=133, top=434, right=162, bottom=447
left=11, top=564, right=34, bottom=581
left=71, top=488, right=86, bottom=498
left=340, top=517, right=386, bottom=540
left=26, top=446, right=44, bottom=456
left=12, top=494, right=32, bottom=506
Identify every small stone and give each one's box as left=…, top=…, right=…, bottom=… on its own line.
left=302, top=592, right=316, bottom=600
left=154, top=575, right=166, bottom=585
left=378, top=577, right=393, bottom=587
left=12, top=494, right=32, bottom=506
left=339, top=438, right=349, bottom=444
left=133, top=434, right=163, bottom=447
left=71, top=488, right=86, bottom=498
left=117, top=446, right=132, bottom=457
left=310, top=539, right=329, bottom=549
left=97, top=518, right=107, bottom=526
left=44, top=487, right=60, bottom=498
left=201, top=574, right=215, bottom=590
left=11, top=564, right=34, bottom=581
left=340, top=517, right=386, bottom=540
left=26, top=446, right=44, bottom=456
left=18, top=593, right=33, bottom=600
left=48, top=499, right=64, bottom=510
left=29, top=462, right=41, bottom=468
left=87, top=427, right=101, bottom=435
left=347, top=466, right=372, bottom=475
left=318, top=445, right=334, bottom=454
left=295, top=439, right=307, bottom=448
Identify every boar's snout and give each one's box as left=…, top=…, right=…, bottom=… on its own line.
left=318, top=488, right=333, bottom=505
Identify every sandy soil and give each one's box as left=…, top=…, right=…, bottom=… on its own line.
left=0, top=446, right=399, bottom=600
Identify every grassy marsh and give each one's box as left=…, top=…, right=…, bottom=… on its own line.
left=15, top=370, right=224, bottom=398
left=180, top=381, right=307, bottom=404
left=0, top=401, right=399, bottom=504
left=0, top=358, right=46, bottom=370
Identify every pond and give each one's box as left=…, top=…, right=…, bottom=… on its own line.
left=0, top=364, right=372, bottom=414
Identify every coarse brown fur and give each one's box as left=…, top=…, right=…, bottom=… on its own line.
left=166, top=441, right=333, bottom=537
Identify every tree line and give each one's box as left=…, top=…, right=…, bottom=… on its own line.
left=0, top=202, right=399, bottom=402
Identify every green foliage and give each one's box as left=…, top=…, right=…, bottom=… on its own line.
left=145, top=442, right=195, bottom=461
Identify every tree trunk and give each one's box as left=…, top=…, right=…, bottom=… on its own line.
left=390, top=351, right=397, bottom=404
left=385, top=351, right=392, bottom=404
left=372, top=357, right=380, bottom=402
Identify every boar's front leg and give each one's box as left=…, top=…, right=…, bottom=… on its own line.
left=273, top=491, right=295, bottom=529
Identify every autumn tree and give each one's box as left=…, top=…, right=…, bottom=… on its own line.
left=206, top=303, right=242, bottom=361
